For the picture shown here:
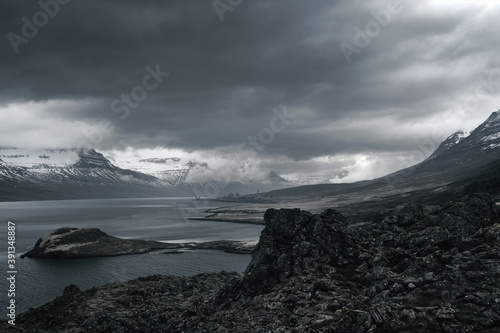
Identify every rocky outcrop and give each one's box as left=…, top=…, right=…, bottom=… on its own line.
left=242, top=208, right=355, bottom=293
left=21, top=227, right=257, bottom=258
left=7, top=194, right=500, bottom=332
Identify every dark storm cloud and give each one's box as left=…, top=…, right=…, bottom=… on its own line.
left=1, top=0, right=499, bottom=160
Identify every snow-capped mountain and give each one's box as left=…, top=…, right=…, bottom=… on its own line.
left=0, top=148, right=169, bottom=201
left=109, top=154, right=209, bottom=185
left=458, top=111, right=500, bottom=151
left=413, top=111, right=500, bottom=179
left=261, top=171, right=291, bottom=185
left=0, top=148, right=293, bottom=201
left=0, top=157, right=29, bottom=181
left=426, top=130, right=470, bottom=160
left=0, top=148, right=158, bottom=186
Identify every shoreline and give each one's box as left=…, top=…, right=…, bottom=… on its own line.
left=187, top=217, right=265, bottom=225
left=21, top=227, right=258, bottom=259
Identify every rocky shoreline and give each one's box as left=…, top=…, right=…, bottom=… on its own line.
left=20, top=227, right=257, bottom=258
left=188, top=206, right=267, bottom=225
left=4, top=194, right=500, bottom=332
left=187, top=216, right=265, bottom=225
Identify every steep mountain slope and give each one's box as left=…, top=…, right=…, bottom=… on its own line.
left=426, top=130, right=469, bottom=160
left=268, top=111, right=500, bottom=204
left=409, top=111, right=500, bottom=181
left=0, top=158, right=29, bottom=180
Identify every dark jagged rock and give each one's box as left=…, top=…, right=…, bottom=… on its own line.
left=437, top=192, right=498, bottom=236
left=242, top=208, right=355, bottom=293
left=5, top=194, right=500, bottom=332
left=63, top=284, right=81, bottom=295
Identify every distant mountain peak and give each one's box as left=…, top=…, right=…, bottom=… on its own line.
left=448, top=130, right=470, bottom=143
left=265, top=171, right=290, bottom=184
left=455, top=110, right=500, bottom=150
left=427, top=130, right=470, bottom=160
left=73, top=149, right=116, bottom=170
left=477, top=110, right=500, bottom=134
left=410, top=110, right=500, bottom=183
left=330, top=169, right=350, bottom=181
left=486, top=110, right=500, bottom=122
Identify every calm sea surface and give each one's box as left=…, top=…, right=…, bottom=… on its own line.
left=0, top=197, right=264, bottom=313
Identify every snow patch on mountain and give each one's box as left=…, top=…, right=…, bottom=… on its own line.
left=483, top=143, right=500, bottom=150
left=426, top=130, right=470, bottom=160
left=329, top=170, right=350, bottom=182
left=107, top=151, right=211, bottom=185
left=481, top=132, right=500, bottom=142
left=479, top=111, right=500, bottom=132
left=0, top=148, right=160, bottom=188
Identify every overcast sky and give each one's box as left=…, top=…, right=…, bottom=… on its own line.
left=1, top=0, right=500, bottom=182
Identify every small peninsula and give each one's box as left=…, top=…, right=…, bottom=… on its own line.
left=21, top=227, right=257, bottom=258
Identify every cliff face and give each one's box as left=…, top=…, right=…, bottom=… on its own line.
left=8, top=194, right=500, bottom=332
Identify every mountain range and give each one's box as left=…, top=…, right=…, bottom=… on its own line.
left=0, top=147, right=292, bottom=201
left=1, top=111, right=500, bottom=202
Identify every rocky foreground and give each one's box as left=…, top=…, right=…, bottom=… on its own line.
left=20, top=227, right=256, bottom=258
left=5, top=193, right=500, bottom=332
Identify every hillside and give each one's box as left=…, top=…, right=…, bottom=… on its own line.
left=266, top=111, right=500, bottom=204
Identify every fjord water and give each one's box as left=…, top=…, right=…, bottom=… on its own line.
left=0, top=197, right=264, bottom=313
